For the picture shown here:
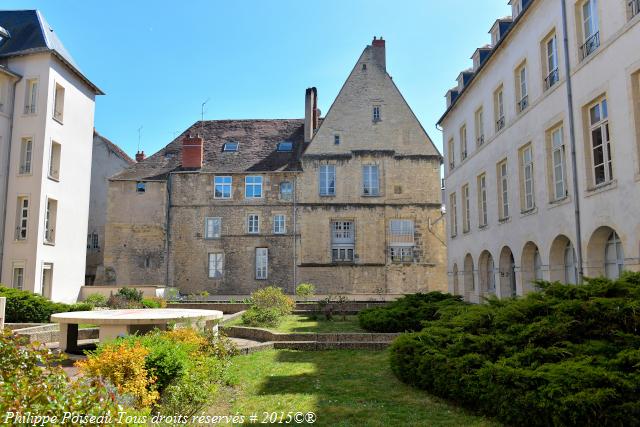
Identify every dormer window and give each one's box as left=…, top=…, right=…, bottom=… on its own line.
left=136, top=182, right=146, bottom=193
left=223, top=142, right=239, bottom=152
left=277, top=141, right=293, bottom=152
left=511, top=0, right=522, bottom=18
left=491, top=28, right=500, bottom=45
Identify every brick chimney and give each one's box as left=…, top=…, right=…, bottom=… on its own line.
left=182, top=134, right=204, bottom=169
left=372, top=36, right=386, bottom=70
left=135, top=150, right=145, bottom=162
left=304, top=87, right=318, bottom=143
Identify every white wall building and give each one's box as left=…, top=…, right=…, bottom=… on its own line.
left=0, top=10, right=103, bottom=302
left=439, top=0, right=640, bottom=302
left=85, top=131, right=134, bottom=285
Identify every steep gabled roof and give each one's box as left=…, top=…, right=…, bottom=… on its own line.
left=94, top=130, right=135, bottom=165
left=0, top=10, right=103, bottom=94
left=111, top=119, right=306, bottom=181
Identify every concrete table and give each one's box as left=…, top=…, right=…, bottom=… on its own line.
left=51, top=308, right=223, bottom=353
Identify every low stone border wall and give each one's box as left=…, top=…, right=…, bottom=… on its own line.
left=11, top=324, right=99, bottom=344
left=169, top=303, right=250, bottom=313
left=170, top=301, right=389, bottom=314
left=222, top=326, right=399, bottom=344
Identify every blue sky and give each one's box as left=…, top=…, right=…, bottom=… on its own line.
left=5, top=0, right=510, bottom=157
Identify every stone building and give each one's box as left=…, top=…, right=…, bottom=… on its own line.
left=439, top=0, right=640, bottom=302
left=100, top=38, right=445, bottom=296
left=0, top=10, right=102, bottom=302
left=85, top=130, right=134, bottom=285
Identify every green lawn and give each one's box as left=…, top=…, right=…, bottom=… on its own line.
left=225, top=314, right=364, bottom=333
left=209, top=349, right=498, bottom=427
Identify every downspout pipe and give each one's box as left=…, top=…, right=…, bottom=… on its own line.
left=165, top=174, right=173, bottom=289
left=292, top=174, right=297, bottom=295
left=561, top=0, right=584, bottom=283
left=0, top=77, right=20, bottom=280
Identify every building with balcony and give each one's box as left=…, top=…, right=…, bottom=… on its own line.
left=0, top=10, right=102, bottom=302
left=439, top=0, right=640, bottom=302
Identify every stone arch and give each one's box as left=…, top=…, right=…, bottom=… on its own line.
left=549, top=234, right=577, bottom=284
left=499, top=246, right=517, bottom=297
left=463, top=253, right=475, bottom=299
left=521, top=241, right=542, bottom=294
left=586, top=226, right=625, bottom=279
left=478, top=250, right=495, bottom=295
left=452, top=263, right=460, bottom=295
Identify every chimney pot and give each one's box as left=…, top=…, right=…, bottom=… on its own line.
left=135, top=151, right=145, bottom=162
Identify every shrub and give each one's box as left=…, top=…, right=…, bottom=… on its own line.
left=116, top=287, right=144, bottom=303
left=76, top=340, right=159, bottom=408
left=84, top=293, right=108, bottom=307
left=250, top=286, right=294, bottom=316
left=0, top=329, right=123, bottom=419
left=0, top=286, right=89, bottom=323
left=141, top=298, right=161, bottom=308
left=296, top=283, right=315, bottom=301
left=389, top=272, right=640, bottom=426
left=107, top=294, right=142, bottom=309
left=241, top=307, right=282, bottom=327
left=358, top=292, right=465, bottom=332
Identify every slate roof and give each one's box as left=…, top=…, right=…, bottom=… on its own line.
left=0, top=10, right=103, bottom=94
left=94, top=130, right=135, bottom=165
left=112, top=119, right=306, bottom=181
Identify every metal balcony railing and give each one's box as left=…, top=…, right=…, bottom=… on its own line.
left=630, top=0, right=640, bottom=19
left=518, top=95, right=529, bottom=113
left=496, top=116, right=505, bottom=132
left=544, top=68, right=559, bottom=90
left=580, top=31, right=600, bottom=60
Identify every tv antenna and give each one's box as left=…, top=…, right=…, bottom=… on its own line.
left=201, top=98, right=210, bottom=131
left=137, top=126, right=143, bottom=151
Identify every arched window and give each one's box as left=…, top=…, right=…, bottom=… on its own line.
left=604, top=231, right=624, bottom=279
left=487, top=254, right=495, bottom=292
left=534, top=249, right=543, bottom=281
left=564, top=242, right=577, bottom=284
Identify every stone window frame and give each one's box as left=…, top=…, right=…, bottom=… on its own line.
left=204, top=217, right=222, bottom=239
left=208, top=252, right=224, bottom=279
left=214, top=176, right=233, bottom=199
left=279, top=181, right=293, bottom=201
left=255, top=248, right=268, bottom=280
left=247, top=214, right=260, bottom=234
left=12, top=261, right=25, bottom=290
left=389, top=219, right=415, bottom=263
left=15, top=195, right=29, bottom=241
left=545, top=122, right=568, bottom=202
left=319, top=164, right=336, bottom=196
left=497, top=158, right=510, bottom=221
left=518, top=142, right=535, bottom=213
left=449, top=192, right=457, bottom=237
left=583, top=95, right=612, bottom=189
left=245, top=175, right=263, bottom=199
left=461, top=183, right=471, bottom=233
left=331, top=220, right=355, bottom=263
left=477, top=173, right=488, bottom=228
left=18, top=136, right=34, bottom=176
left=273, top=214, right=286, bottom=234
left=460, top=124, right=468, bottom=160
left=362, top=164, right=380, bottom=196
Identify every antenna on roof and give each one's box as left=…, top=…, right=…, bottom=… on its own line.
left=201, top=98, right=210, bottom=132
left=137, top=126, right=143, bottom=151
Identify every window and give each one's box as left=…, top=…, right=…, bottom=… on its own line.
left=273, top=214, right=286, bottom=234
left=630, top=0, right=640, bottom=19
left=448, top=138, right=455, bottom=170
left=588, top=98, right=612, bottom=186
left=544, top=33, right=559, bottom=89
left=214, top=176, right=232, bottom=199
left=478, top=174, right=488, bottom=227
left=245, top=175, right=263, bottom=198
left=462, top=184, right=470, bottom=233
left=373, top=106, right=381, bottom=122
left=534, top=249, right=543, bottom=281
left=334, top=134, right=340, bottom=145
left=15, top=196, right=29, bottom=240
left=223, top=142, right=238, bottom=152
left=362, top=165, right=380, bottom=196
left=520, top=145, right=535, bottom=211
left=205, top=217, right=221, bottom=239
left=24, top=78, right=37, bottom=114
left=248, top=214, right=259, bottom=234
left=332, top=221, right=355, bottom=262
left=564, top=242, right=577, bottom=284
left=580, top=0, right=600, bottom=60
left=486, top=254, right=496, bottom=292
left=449, top=192, right=457, bottom=237
left=475, top=107, right=484, bottom=146
left=280, top=181, right=293, bottom=200
left=208, top=253, right=223, bottom=278
left=512, top=0, right=522, bottom=17
left=516, top=64, right=528, bottom=112
left=53, top=83, right=65, bottom=122
left=19, top=137, right=33, bottom=175
left=49, top=142, right=61, bottom=180
left=277, top=141, right=293, bottom=152
left=44, top=198, right=57, bottom=244
left=494, top=86, right=505, bottom=131
left=87, top=232, right=99, bottom=249
left=12, top=265, right=24, bottom=290
left=604, top=231, right=624, bottom=279
left=389, top=219, right=415, bottom=263
left=255, top=248, right=268, bottom=279
left=319, top=165, right=336, bottom=196
left=550, top=126, right=567, bottom=200
left=136, top=182, right=146, bottom=193
left=498, top=160, right=509, bottom=219
left=460, top=125, right=468, bottom=160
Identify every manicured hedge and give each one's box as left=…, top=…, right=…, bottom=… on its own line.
left=0, top=286, right=91, bottom=323
left=358, top=292, right=465, bottom=332
left=389, top=273, right=640, bottom=426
